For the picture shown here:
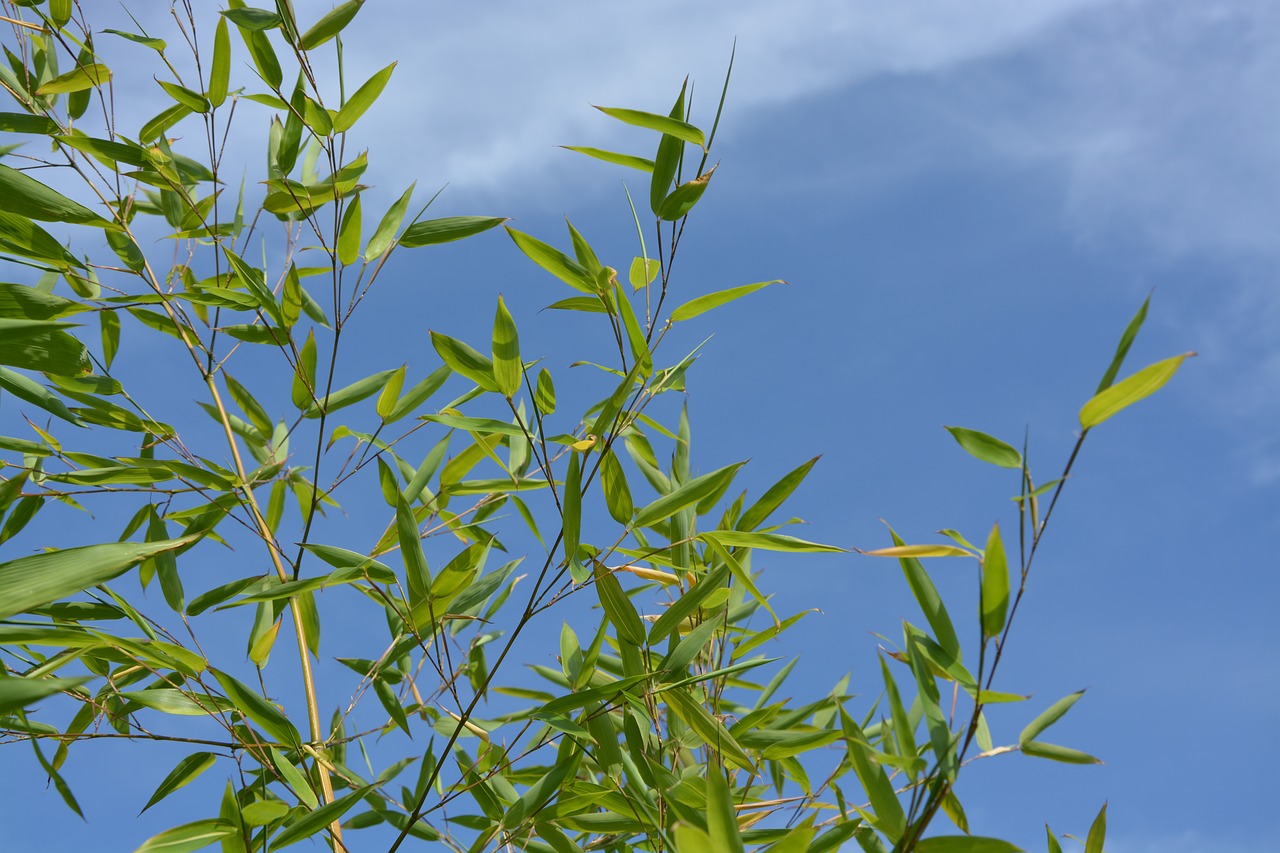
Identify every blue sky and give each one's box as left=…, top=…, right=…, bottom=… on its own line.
left=1, top=1, right=1276, bottom=851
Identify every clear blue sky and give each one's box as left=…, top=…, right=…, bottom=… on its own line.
left=1, top=2, right=1276, bottom=851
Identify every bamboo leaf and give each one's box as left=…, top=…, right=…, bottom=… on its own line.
left=858, top=544, right=972, bottom=558
left=0, top=164, right=112, bottom=227
left=299, top=0, right=363, bottom=50
left=913, top=838, right=1022, bottom=853
left=400, top=216, right=507, bottom=248
left=492, top=295, right=521, bottom=397
left=632, top=462, right=743, bottom=529
left=1085, top=803, right=1108, bottom=853
left=560, top=146, right=654, bottom=172
left=701, top=529, right=843, bottom=553
left=1079, top=353, right=1193, bottom=429
left=945, top=427, right=1021, bottom=469
left=334, top=62, right=396, bottom=133
left=594, top=105, right=705, bottom=148
left=1020, top=741, right=1102, bottom=765
left=505, top=227, right=593, bottom=292
left=670, top=279, right=779, bottom=323
left=430, top=332, right=497, bottom=392
left=208, top=17, right=230, bottom=107
left=210, top=669, right=301, bottom=748
left=980, top=522, right=1009, bottom=640
left=303, top=368, right=398, bottom=417
left=35, top=64, right=112, bottom=96
left=593, top=564, right=645, bottom=645
left=0, top=538, right=194, bottom=620
left=141, top=752, right=217, bottom=813
left=132, top=819, right=237, bottom=853
left=1019, top=690, right=1086, bottom=745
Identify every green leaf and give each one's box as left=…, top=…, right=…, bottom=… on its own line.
left=534, top=367, right=556, bottom=415
left=0, top=318, right=90, bottom=375
left=386, top=365, right=450, bottom=422
left=491, top=295, right=521, bottom=397
left=913, top=838, right=1022, bottom=853
left=1085, top=803, right=1108, bottom=853
left=701, top=529, right=843, bottom=553
left=291, top=328, right=317, bottom=410
left=138, top=104, right=191, bottom=143
left=157, top=80, right=210, bottom=113
left=34, top=64, right=112, bottom=96
left=505, top=227, right=593, bottom=292
left=299, top=0, right=363, bottom=50
left=222, top=248, right=285, bottom=327
left=0, top=674, right=88, bottom=714
left=648, top=565, right=728, bottom=644
left=859, top=544, right=972, bottom=558
left=132, top=819, right=237, bottom=853
left=303, top=368, right=398, bottom=417
left=208, top=17, right=231, bottom=107
left=141, top=752, right=217, bottom=813
left=594, top=105, right=705, bottom=148
left=670, top=279, right=779, bottom=322
left=0, top=538, right=194, bottom=620
left=1079, top=353, right=1193, bottom=429
left=736, top=456, right=818, bottom=531
left=210, top=668, right=301, bottom=748
left=1020, top=741, right=1102, bottom=764
left=945, top=427, right=1021, bottom=469
left=629, top=256, right=660, bottom=290
left=221, top=8, right=282, bottom=30
left=839, top=709, right=906, bottom=842
left=430, top=331, right=497, bottom=392
left=560, top=146, right=654, bottom=172
left=400, top=216, right=507, bottom=248
left=1019, top=690, right=1086, bottom=744
left=658, top=164, right=716, bottom=221
left=337, top=195, right=362, bottom=266
left=883, top=525, right=961, bottom=660
left=0, top=164, right=112, bottom=227
left=0, top=212, right=84, bottom=269
left=562, top=451, right=583, bottom=582
left=397, top=493, right=430, bottom=606
left=600, top=448, right=633, bottom=524
left=980, top=522, right=1009, bottom=640
left=705, top=770, right=745, bottom=853
left=102, top=29, right=167, bottom=52
left=334, top=62, right=396, bottom=134
left=1097, top=296, right=1150, bottom=393
left=0, top=113, right=57, bottom=134
left=650, top=83, right=688, bottom=216
left=594, top=564, right=645, bottom=645
left=663, top=686, right=753, bottom=770
left=271, top=788, right=366, bottom=848
left=632, top=462, right=743, bottom=529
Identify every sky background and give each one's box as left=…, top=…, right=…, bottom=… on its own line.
left=2, top=1, right=1277, bottom=851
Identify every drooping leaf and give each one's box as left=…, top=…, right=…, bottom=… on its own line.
left=945, top=427, right=1021, bottom=469
left=0, top=164, right=112, bottom=227
left=505, top=227, right=593, bottom=292
left=0, top=538, right=194, bottom=620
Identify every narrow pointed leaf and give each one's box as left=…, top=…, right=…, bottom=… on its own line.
left=1019, top=690, right=1086, bottom=744
left=400, top=216, right=506, bottom=248
left=670, top=280, right=779, bottom=322
left=594, top=106, right=704, bottom=148
left=299, top=0, right=363, bottom=50
left=505, top=227, right=593, bottom=292
left=0, top=165, right=112, bottom=227
left=335, top=62, right=396, bottom=133
left=1085, top=803, right=1108, bottom=853
left=560, top=146, right=654, bottom=172
left=35, top=64, right=112, bottom=96
left=430, top=332, right=497, bottom=392
left=0, top=538, right=194, bottom=620
left=632, top=462, right=743, bottom=529
left=701, top=529, right=843, bottom=553
left=132, top=819, right=236, bottom=853
left=141, top=752, right=217, bottom=813
left=1079, top=353, right=1193, bottom=428
left=492, top=295, right=521, bottom=397
left=980, top=522, right=1009, bottom=639
left=945, top=427, right=1021, bottom=469
left=1020, top=741, right=1102, bottom=764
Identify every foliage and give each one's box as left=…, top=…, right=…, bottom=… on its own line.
left=0, top=3, right=1186, bottom=852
